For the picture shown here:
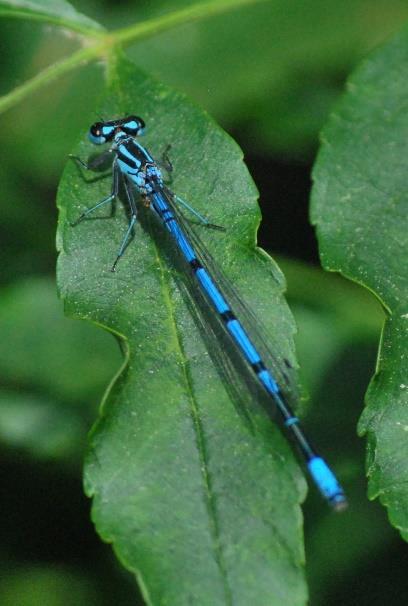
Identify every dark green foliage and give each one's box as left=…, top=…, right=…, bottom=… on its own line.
left=312, top=25, right=408, bottom=540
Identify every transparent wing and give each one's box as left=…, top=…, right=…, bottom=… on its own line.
left=155, top=185, right=302, bottom=411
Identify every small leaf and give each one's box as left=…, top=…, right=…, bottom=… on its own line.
left=0, top=0, right=104, bottom=34
left=57, top=57, right=308, bottom=604
left=311, top=26, right=408, bottom=539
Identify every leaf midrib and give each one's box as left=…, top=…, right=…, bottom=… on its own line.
left=152, top=229, right=233, bottom=605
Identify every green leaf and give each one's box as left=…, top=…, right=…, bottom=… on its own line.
left=57, top=56, right=308, bottom=605
left=311, top=26, right=408, bottom=539
left=0, top=0, right=104, bottom=34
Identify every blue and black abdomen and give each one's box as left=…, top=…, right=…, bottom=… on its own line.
left=75, top=116, right=347, bottom=510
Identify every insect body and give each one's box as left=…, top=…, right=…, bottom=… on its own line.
left=71, top=115, right=347, bottom=510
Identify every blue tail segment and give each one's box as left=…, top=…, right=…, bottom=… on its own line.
left=71, top=115, right=347, bottom=509
left=308, top=457, right=347, bottom=510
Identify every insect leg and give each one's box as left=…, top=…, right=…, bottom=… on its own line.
left=111, top=177, right=138, bottom=272
left=70, top=160, right=120, bottom=226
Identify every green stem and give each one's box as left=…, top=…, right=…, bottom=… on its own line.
left=0, top=0, right=269, bottom=115
left=0, top=43, right=105, bottom=115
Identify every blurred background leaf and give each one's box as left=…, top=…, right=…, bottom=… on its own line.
left=0, top=565, right=99, bottom=606
left=0, top=0, right=104, bottom=33
left=120, top=0, right=408, bottom=156
left=311, top=23, right=408, bottom=541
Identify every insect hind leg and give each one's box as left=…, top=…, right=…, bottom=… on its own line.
left=71, top=161, right=120, bottom=226
left=173, top=193, right=225, bottom=231
left=111, top=178, right=138, bottom=272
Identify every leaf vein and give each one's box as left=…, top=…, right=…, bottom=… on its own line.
left=153, top=239, right=234, bottom=605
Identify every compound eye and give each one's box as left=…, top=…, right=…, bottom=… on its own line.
left=123, top=115, right=145, bottom=135
left=89, top=122, right=115, bottom=145
left=90, top=121, right=103, bottom=137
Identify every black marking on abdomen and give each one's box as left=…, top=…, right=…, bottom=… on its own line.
left=190, top=258, right=203, bottom=272
left=251, top=360, right=266, bottom=374
left=220, top=310, right=236, bottom=323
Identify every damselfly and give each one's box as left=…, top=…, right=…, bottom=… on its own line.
left=70, top=115, right=347, bottom=510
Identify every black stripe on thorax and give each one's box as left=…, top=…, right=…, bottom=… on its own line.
left=127, top=139, right=153, bottom=164
left=117, top=150, right=138, bottom=169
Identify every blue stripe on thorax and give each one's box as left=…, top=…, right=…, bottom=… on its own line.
left=118, top=144, right=141, bottom=168
left=117, top=140, right=155, bottom=177
left=128, top=139, right=154, bottom=163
